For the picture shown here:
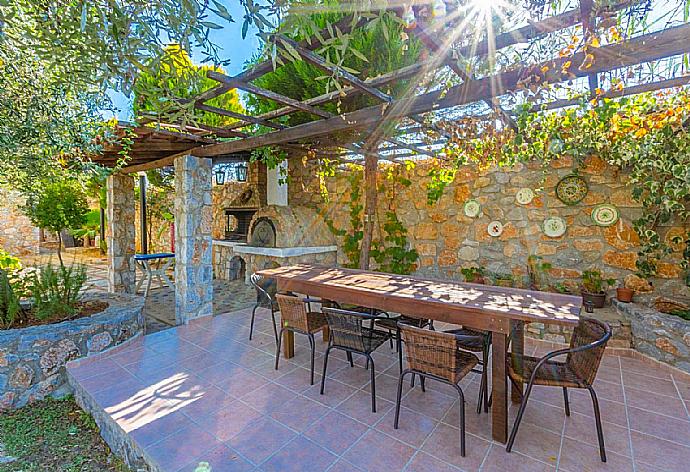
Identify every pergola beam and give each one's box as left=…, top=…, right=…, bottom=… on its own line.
left=274, top=34, right=393, bottom=103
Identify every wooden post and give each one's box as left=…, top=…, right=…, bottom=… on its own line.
left=359, top=149, right=379, bottom=270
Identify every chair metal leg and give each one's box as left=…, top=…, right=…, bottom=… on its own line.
left=563, top=387, right=570, bottom=417
left=588, top=386, right=607, bottom=462
left=397, top=329, right=403, bottom=374
left=346, top=351, right=354, bottom=367
left=477, top=367, right=486, bottom=414
left=506, top=378, right=536, bottom=453
left=269, top=306, right=279, bottom=344
left=275, top=328, right=284, bottom=370
left=308, top=334, right=316, bottom=385
left=320, top=346, right=332, bottom=395
left=479, top=342, right=490, bottom=413
left=367, top=354, right=376, bottom=412
left=249, top=304, right=258, bottom=341
left=453, top=384, right=467, bottom=457
left=420, top=375, right=426, bottom=392
left=394, top=370, right=411, bottom=429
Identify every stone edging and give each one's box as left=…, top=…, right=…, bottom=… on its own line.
left=0, top=292, right=145, bottom=410
left=612, top=299, right=690, bottom=375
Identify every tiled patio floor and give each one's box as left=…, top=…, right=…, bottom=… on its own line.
left=67, top=307, right=690, bottom=472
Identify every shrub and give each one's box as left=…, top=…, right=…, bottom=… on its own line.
left=0, top=269, right=23, bottom=329
left=31, top=264, right=87, bottom=320
left=581, top=270, right=616, bottom=294
left=23, top=180, right=89, bottom=267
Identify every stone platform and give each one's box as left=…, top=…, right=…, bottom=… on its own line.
left=67, top=307, right=690, bottom=472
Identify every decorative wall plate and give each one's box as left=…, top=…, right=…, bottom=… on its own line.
left=515, top=188, right=535, bottom=205
left=591, top=204, right=620, bottom=227
left=543, top=216, right=567, bottom=238
left=488, top=221, right=504, bottom=237
left=555, top=174, right=588, bottom=205
left=464, top=199, right=481, bottom=218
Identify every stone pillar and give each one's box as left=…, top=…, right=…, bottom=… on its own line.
left=174, top=155, right=213, bottom=324
left=106, top=174, right=136, bottom=293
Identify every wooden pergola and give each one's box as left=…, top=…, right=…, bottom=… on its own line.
left=93, top=0, right=690, bottom=273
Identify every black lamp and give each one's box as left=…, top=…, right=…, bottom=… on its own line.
left=214, top=165, right=226, bottom=185
left=235, top=162, right=248, bottom=182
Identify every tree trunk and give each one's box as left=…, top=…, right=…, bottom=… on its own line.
left=56, top=230, right=64, bottom=268
left=359, top=151, right=379, bottom=270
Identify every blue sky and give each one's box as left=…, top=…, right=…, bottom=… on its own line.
left=108, top=1, right=261, bottom=120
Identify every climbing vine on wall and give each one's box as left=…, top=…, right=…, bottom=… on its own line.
left=425, top=90, right=690, bottom=279
left=325, top=165, right=364, bottom=269
left=370, top=163, right=417, bottom=274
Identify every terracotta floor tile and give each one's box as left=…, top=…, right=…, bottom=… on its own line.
left=193, top=400, right=265, bottom=442
left=400, top=386, right=457, bottom=421
left=480, top=445, right=555, bottom=472
left=76, top=365, right=135, bottom=394
left=404, top=451, right=463, bottom=471
left=226, top=417, right=297, bottom=465
left=630, top=431, right=690, bottom=471
left=270, top=395, right=330, bottom=432
left=274, top=366, right=323, bottom=393
left=622, top=371, right=679, bottom=397
left=90, top=376, right=147, bottom=409
left=129, top=409, right=196, bottom=448
left=178, top=444, right=255, bottom=472
left=563, top=411, right=631, bottom=457
left=368, top=373, right=413, bottom=403
left=568, top=391, right=628, bottom=427
left=260, top=436, right=337, bottom=471
left=375, top=406, right=438, bottom=448
left=507, top=398, right=566, bottom=435
left=240, top=382, right=299, bottom=414
left=327, top=459, right=365, bottom=472
left=336, top=390, right=394, bottom=425
left=620, top=357, right=672, bottom=380
left=558, top=437, right=633, bottom=472
left=250, top=357, right=299, bottom=381
left=672, top=379, right=690, bottom=401
left=175, top=385, right=237, bottom=420
left=303, top=411, right=369, bottom=455
left=627, top=406, right=690, bottom=446
left=591, top=379, right=626, bottom=403
left=420, top=423, right=491, bottom=471
left=624, top=386, right=688, bottom=419
left=68, top=357, right=121, bottom=380
left=145, top=424, right=222, bottom=472
left=343, top=429, right=416, bottom=472
left=441, top=399, right=493, bottom=441
left=506, top=422, right=562, bottom=465
left=214, top=366, right=270, bottom=398
left=306, top=378, right=360, bottom=407
left=328, top=363, right=375, bottom=389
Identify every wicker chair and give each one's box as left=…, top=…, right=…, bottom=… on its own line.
left=506, top=318, right=612, bottom=462
left=320, top=307, right=392, bottom=412
left=249, top=273, right=279, bottom=343
left=274, top=294, right=329, bottom=385
left=395, top=324, right=478, bottom=457
left=375, top=315, right=434, bottom=374
left=444, top=328, right=492, bottom=414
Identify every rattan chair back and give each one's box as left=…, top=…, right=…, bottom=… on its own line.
left=400, top=324, right=465, bottom=384
left=322, top=307, right=369, bottom=352
left=276, top=294, right=310, bottom=332
left=566, top=317, right=611, bottom=385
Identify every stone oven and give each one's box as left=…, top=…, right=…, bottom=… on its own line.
left=248, top=205, right=334, bottom=248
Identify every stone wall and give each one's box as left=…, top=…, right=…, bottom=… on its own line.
left=0, top=293, right=145, bottom=410
left=0, top=188, right=39, bottom=257
left=615, top=299, right=690, bottom=373
left=289, top=156, right=689, bottom=292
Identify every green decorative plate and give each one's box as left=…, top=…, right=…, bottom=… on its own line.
left=555, top=174, right=588, bottom=205
left=463, top=199, right=481, bottom=218
left=543, top=216, right=567, bottom=238
left=591, top=204, right=620, bottom=227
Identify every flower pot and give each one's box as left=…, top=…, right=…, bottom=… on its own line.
left=468, top=275, right=485, bottom=284
left=582, top=290, right=606, bottom=309
left=616, top=287, right=634, bottom=303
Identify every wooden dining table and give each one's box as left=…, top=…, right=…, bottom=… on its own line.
left=256, top=264, right=582, bottom=443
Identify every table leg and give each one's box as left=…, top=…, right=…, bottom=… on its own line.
left=283, top=330, right=295, bottom=359
left=511, top=321, right=524, bottom=403
left=322, top=326, right=330, bottom=343
left=491, top=332, right=508, bottom=443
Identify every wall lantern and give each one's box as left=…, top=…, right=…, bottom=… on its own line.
left=235, top=162, right=248, bottom=182
left=214, top=166, right=226, bottom=185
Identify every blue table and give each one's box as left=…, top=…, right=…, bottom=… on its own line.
left=133, top=253, right=175, bottom=297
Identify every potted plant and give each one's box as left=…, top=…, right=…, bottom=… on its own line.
left=460, top=266, right=485, bottom=284
left=580, top=270, right=615, bottom=309
left=616, top=280, right=634, bottom=303
left=491, top=272, right=514, bottom=288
